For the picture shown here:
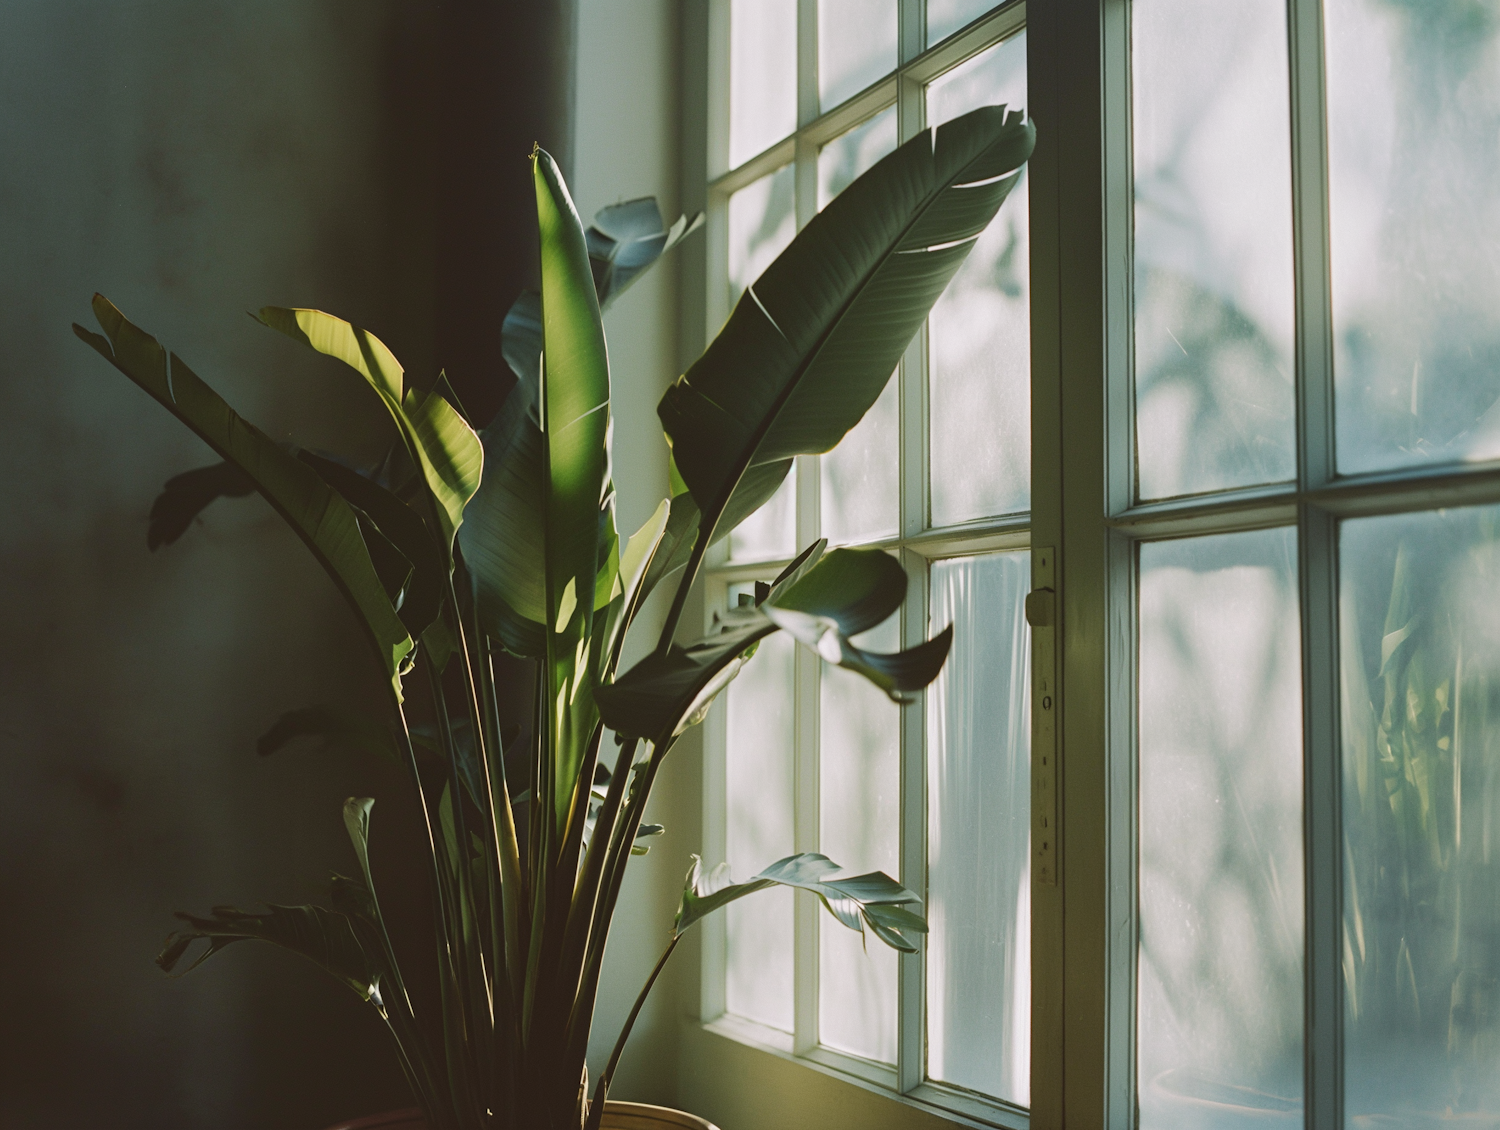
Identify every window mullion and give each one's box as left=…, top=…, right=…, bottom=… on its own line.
left=1287, top=0, right=1341, bottom=1125
left=897, top=543, right=929, bottom=1095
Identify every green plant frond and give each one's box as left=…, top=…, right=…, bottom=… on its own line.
left=659, top=106, right=1034, bottom=548
left=674, top=853, right=925, bottom=953
left=74, top=297, right=414, bottom=699
left=597, top=545, right=951, bottom=739
left=256, top=306, right=482, bottom=554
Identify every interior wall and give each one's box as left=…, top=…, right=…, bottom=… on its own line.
left=569, top=0, right=693, bottom=1108
left=0, top=2, right=569, bottom=1127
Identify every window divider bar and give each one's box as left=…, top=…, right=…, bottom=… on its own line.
left=798, top=0, right=820, bottom=129
left=1298, top=503, right=1344, bottom=1130
left=1289, top=0, right=1336, bottom=491
left=701, top=577, right=731, bottom=1023
left=898, top=544, right=930, bottom=1095
left=899, top=0, right=926, bottom=65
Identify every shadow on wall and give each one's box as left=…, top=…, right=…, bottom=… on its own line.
left=0, top=2, right=569, bottom=1128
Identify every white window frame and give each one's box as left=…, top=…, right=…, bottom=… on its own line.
left=675, top=1, right=1500, bottom=1128
left=693, top=3, right=1034, bottom=1128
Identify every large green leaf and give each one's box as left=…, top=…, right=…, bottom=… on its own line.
left=73, top=296, right=414, bottom=697
left=659, top=105, right=1034, bottom=545
left=256, top=307, right=482, bottom=554
left=458, top=380, right=547, bottom=657
left=533, top=146, right=612, bottom=640
left=157, top=900, right=389, bottom=1005
left=674, top=853, right=926, bottom=953
left=534, top=145, right=615, bottom=832
left=296, top=451, right=445, bottom=639
left=596, top=545, right=950, bottom=739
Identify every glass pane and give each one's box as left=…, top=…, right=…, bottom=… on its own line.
left=730, top=0, right=797, bottom=168
left=1327, top=1, right=1500, bottom=475
left=819, top=615, right=901, bottom=1063
left=819, top=0, right=897, bottom=110
left=927, top=551, right=1030, bottom=1103
left=1137, top=529, right=1304, bottom=1127
left=927, top=0, right=999, bottom=45
left=822, top=376, right=899, bottom=546
left=725, top=602, right=797, bottom=1032
left=817, top=106, right=898, bottom=210
left=728, top=466, right=798, bottom=562
left=1131, top=0, right=1296, bottom=500
left=727, top=164, right=799, bottom=562
left=729, top=164, right=796, bottom=308
left=1341, top=507, right=1500, bottom=1121
left=926, top=35, right=1030, bottom=526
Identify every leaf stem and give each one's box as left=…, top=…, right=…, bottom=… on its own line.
left=584, top=932, right=682, bottom=1130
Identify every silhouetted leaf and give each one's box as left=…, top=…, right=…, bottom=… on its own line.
left=74, top=297, right=413, bottom=697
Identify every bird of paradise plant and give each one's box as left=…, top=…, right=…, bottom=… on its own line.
left=73, top=105, right=1035, bottom=1130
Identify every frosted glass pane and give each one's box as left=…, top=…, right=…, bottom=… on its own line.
left=1137, top=529, right=1304, bottom=1128
left=1327, top=2, right=1500, bottom=475
left=725, top=617, right=797, bottom=1032
left=728, top=465, right=797, bottom=562
left=819, top=615, right=901, bottom=1063
left=927, top=36, right=1030, bottom=525
left=817, top=106, right=898, bottom=210
left=819, top=0, right=898, bottom=110
left=822, top=375, right=898, bottom=546
left=730, top=0, right=797, bottom=168
left=926, top=552, right=1030, bottom=1103
left=927, top=0, right=999, bottom=45
left=727, top=164, right=799, bottom=562
left=1131, top=0, right=1296, bottom=500
left=1341, top=507, right=1500, bottom=1121
left=729, top=164, right=796, bottom=308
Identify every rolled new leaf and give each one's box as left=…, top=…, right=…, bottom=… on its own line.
left=674, top=853, right=926, bottom=953
left=533, top=144, right=616, bottom=833
left=660, top=105, right=1034, bottom=548
left=73, top=296, right=414, bottom=697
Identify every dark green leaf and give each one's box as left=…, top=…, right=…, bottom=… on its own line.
left=660, top=106, right=1033, bottom=546
left=297, top=451, right=445, bottom=638
left=458, top=379, right=547, bottom=657
left=74, top=296, right=414, bottom=697
left=157, top=901, right=387, bottom=1006
left=593, top=607, right=776, bottom=740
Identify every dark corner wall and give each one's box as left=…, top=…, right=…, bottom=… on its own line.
left=0, top=3, right=572, bottom=1128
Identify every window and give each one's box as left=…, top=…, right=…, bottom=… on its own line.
left=698, top=1, right=1031, bottom=1125
left=679, top=0, right=1500, bottom=1126
left=1113, top=0, right=1500, bottom=1126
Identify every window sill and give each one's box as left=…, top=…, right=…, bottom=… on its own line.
left=699, top=1015, right=1028, bottom=1130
